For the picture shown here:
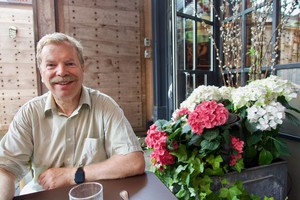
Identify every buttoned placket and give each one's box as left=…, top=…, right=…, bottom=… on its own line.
left=64, top=117, right=75, bottom=167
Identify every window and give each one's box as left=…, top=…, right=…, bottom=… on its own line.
left=171, top=0, right=300, bottom=139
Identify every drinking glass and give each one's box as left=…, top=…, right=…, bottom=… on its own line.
left=69, top=182, right=103, bottom=200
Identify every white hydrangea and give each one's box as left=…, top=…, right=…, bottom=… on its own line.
left=231, top=84, right=267, bottom=109
left=246, top=101, right=286, bottom=131
left=180, top=85, right=222, bottom=111
left=218, top=86, right=234, bottom=101
left=248, top=75, right=299, bottom=102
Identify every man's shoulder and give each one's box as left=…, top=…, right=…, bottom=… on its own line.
left=85, top=87, right=114, bottom=101
left=21, top=92, right=48, bottom=110
left=84, top=86, right=119, bottom=107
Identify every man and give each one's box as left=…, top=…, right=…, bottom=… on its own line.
left=0, top=32, right=145, bottom=199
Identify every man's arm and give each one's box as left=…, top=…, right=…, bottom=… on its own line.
left=0, top=168, right=16, bottom=200
left=38, top=151, right=145, bottom=190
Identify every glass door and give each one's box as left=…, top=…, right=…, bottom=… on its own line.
left=171, top=0, right=218, bottom=109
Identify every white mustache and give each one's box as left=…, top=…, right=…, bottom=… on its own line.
left=50, top=76, right=77, bottom=84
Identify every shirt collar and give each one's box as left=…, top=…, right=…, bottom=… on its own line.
left=44, top=86, right=91, bottom=116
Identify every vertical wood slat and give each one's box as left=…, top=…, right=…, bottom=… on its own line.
left=0, top=4, right=37, bottom=134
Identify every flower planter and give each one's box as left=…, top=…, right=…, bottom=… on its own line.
left=212, top=159, right=288, bottom=199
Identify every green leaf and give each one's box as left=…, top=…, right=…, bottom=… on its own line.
left=219, top=187, right=229, bottom=198
left=154, top=119, right=169, bottom=130
left=233, top=158, right=244, bottom=173
left=188, top=134, right=202, bottom=146
left=259, top=149, right=273, bottom=165
left=202, top=128, right=220, bottom=141
left=182, top=123, right=191, bottom=134
left=172, top=144, right=188, bottom=162
left=168, top=127, right=182, bottom=140
left=247, top=132, right=262, bottom=146
left=277, top=96, right=300, bottom=114
left=200, top=139, right=220, bottom=151
left=222, top=129, right=231, bottom=145
left=273, top=138, right=290, bottom=157
left=285, top=112, right=300, bottom=128
left=245, top=119, right=258, bottom=133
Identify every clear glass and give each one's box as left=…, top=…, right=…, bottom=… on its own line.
left=279, top=0, right=300, bottom=64
left=177, top=0, right=195, bottom=15
left=196, top=0, right=211, bottom=19
left=222, top=0, right=242, bottom=18
left=196, top=22, right=211, bottom=70
left=69, top=182, right=103, bottom=200
left=246, top=4, right=273, bottom=68
left=177, top=17, right=195, bottom=70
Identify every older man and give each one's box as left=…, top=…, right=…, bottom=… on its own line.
left=0, top=32, right=145, bottom=199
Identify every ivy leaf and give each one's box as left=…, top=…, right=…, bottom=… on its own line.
left=259, top=149, right=273, bottom=165
left=172, top=144, right=188, bottom=162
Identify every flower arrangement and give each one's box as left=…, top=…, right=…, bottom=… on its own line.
left=145, top=75, right=300, bottom=199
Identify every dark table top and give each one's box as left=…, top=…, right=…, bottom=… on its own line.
left=13, top=171, right=178, bottom=200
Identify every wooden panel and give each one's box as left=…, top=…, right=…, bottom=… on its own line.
left=64, top=23, right=140, bottom=44
left=63, top=6, right=140, bottom=28
left=0, top=4, right=37, bottom=133
left=63, top=0, right=141, bottom=11
left=61, top=0, right=146, bottom=132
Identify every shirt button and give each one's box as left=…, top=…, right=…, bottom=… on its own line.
left=67, top=138, right=71, bottom=142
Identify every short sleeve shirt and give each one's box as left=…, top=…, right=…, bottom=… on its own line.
left=0, top=86, right=142, bottom=181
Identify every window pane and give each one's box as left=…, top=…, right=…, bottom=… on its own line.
left=177, top=17, right=195, bottom=70
left=279, top=0, right=300, bottom=64
left=246, top=4, right=273, bottom=70
left=222, top=1, right=242, bottom=18
left=177, top=0, right=195, bottom=15
left=196, top=22, right=211, bottom=70
left=196, top=0, right=212, bottom=19
left=222, top=18, right=243, bottom=73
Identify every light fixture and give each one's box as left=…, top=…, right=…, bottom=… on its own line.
left=9, top=26, right=17, bottom=39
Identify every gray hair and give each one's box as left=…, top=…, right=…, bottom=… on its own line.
left=36, top=32, right=84, bottom=69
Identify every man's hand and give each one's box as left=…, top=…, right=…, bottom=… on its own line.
left=38, top=167, right=76, bottom=190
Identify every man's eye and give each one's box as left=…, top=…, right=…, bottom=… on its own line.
left=46, top=64, right=56, bottom=68
left=66, top=62, right=76, bottom=67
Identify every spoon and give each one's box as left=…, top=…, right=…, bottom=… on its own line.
left=119, top=190, right=129, bottom=200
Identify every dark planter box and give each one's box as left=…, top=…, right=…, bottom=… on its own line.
left=212, top=160, right=288, bottom=199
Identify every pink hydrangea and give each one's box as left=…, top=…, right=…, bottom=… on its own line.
left=188, top=100, right=229, bottom=135
left=231, top=136, right=244, bottom=154
left=145, top=124, right=176, bottom=168
left=229, top=136, right=244, bottom=166
left=172, top=107, right=190, bottom=121
left=145, top=124, right=168, bottom=149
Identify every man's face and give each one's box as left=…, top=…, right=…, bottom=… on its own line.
left=39, top=41, right=84, bottom=102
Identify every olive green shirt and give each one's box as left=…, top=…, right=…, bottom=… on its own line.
left=0, top=86, right=142, bottom=193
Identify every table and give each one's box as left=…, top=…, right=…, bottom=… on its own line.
left=13, top=171, right=178, bottom=200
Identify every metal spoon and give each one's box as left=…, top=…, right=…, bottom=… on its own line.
left=119, top=190, right=129, bottom=200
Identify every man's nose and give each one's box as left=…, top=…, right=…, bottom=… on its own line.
left=56, top=64, right=68, bottom=76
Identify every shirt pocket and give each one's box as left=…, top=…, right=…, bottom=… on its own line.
left=79, top=138, right=107, bottom=166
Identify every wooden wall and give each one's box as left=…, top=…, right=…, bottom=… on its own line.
left=0, top=4, right=37, bottom=135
